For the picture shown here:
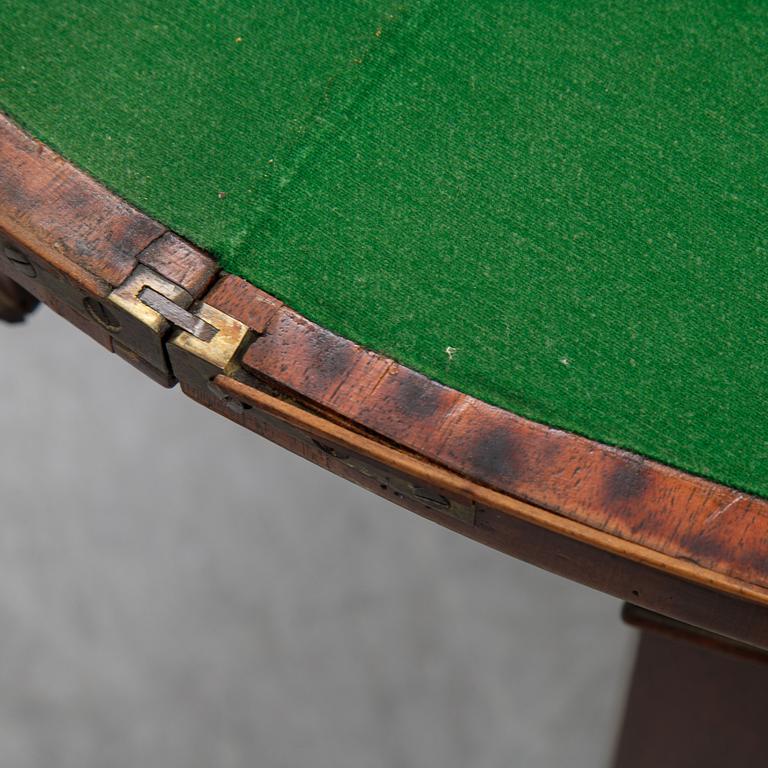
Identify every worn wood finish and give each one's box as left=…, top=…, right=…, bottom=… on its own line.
left=180, top=374, right=768, bottom=649
left=613, top=629, right=768, bottom=768
left=199, top=283, right=768, bottom=618
left=3, top=111, right=768, bottom=646
left=137, top=232, right=217, bottom=298
left=0, top=114, right=216, bottom=382
left=0, top=115, right=161, bottom=287
left=233, top=294, right=768, bottom=596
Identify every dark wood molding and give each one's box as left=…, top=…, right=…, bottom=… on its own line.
left=188, top=373, right=768, bottom=649
left=4, top=111, right=768, bottom=646
left=238, top=298, right=768, bottom=595
left=621, top=603, right=768, bottom=664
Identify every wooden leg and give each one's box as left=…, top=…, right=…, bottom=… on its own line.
left=613, top=606, right=768, bottom=768
left=0, top=272, right=38, bottom=323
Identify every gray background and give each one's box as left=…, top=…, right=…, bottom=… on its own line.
left=1, top=306, right=634, bottom=768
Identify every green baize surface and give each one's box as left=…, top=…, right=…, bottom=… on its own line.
left=2, top=1, right=767, bottom=496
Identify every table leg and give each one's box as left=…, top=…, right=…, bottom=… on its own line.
left=613, top=605, right=768, bottom=768
left=0, top=273, right=38, bottom=323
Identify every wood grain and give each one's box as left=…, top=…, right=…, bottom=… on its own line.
left=0, top=114, right=216, bottom=381
left=138, top=232, right=217, bottom=297
left=237, top=299, right=768, bottom=593
left=4, top=111, right=768, bottom=646
left=0, top=114, right=162, bottom=286
left=187, top=374, right=768, bottom=649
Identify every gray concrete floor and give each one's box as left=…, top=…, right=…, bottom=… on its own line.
left=0, top=305, right=634, bottom=768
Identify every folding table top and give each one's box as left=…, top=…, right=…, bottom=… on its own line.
left=2, top=0, right=766, bottom=498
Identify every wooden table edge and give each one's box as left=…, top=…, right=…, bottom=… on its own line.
left=3, top=111, right=768, bottom=648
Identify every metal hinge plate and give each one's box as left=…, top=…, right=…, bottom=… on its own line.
left=168, top=301, right=249, bottom=373
left=107, top=265, right=249, bottom=384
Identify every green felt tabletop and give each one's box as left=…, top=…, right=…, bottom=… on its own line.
left=2, top=1, right=767, bottom=497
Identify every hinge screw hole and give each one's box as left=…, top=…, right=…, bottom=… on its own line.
left=2, top=243, right=37, bottom=279
left=83, top=297, right=121, bottom=333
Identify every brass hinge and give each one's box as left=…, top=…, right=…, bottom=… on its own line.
left=107, top=265, right=249, bottom=385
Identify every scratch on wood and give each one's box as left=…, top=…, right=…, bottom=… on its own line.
left=705, top=495, right=745, bottom=526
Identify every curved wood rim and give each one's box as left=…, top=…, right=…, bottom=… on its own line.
left=2, top=112, right=768, bottom=640
left=217, top=375, right=768, bottom=607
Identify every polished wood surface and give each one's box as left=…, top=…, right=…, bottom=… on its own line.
left=183, top=373, right=768, bottom=649
left=237, top=287, right=768, bottom=596
left=3, top=111, right=768, bottom=648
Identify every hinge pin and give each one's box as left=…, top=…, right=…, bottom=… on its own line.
left=139, top=286, right=218, bottom=342
left=107, top=264, right=250, bottom=381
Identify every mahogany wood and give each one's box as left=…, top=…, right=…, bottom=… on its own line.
left=238, top=296, right=768, bottom=595
left=0, top=114, right=216, bottom=382
left=186, top=374, right=768, bottom=648
left=2, top=111, right=768, bottom=649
